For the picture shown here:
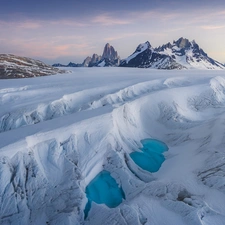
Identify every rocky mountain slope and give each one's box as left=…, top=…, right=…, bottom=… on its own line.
left=0, top=54, right=67, bottom=79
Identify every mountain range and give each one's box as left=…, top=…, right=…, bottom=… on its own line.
left=53, top=37, right=225, bottom=70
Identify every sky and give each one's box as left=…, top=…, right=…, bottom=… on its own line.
left=0, top=0, right=225, bottom=64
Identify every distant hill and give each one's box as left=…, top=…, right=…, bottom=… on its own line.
left=0, top=54, right=67, bottom=79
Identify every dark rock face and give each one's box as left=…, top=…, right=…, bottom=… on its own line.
left=0, top=54, right=67, bottom=79
left=174, top=37, right=192, bottom=49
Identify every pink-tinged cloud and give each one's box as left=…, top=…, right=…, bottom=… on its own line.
left=201, top=25, right=225, bottom=30
left=18, top=21, right=42, bottom=29
left=129, top=10, right=181, bottom=22
left=0, top=37, right=91, bottom=60
left=0, top=20, right=42, bottom=29
left=23, top=42, right=91, bottom=58
left=49, top=19, right=88, bottom=27
left=92, top=14, right=131, bottom=26
left=103, top=32, right=163, bottom=42
left=0, top=18, right=88, bottom=31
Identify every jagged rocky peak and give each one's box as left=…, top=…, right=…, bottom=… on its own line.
left=174, top=37, right=192, bottom=49
left=92, top=53, right=101, bottom=62
left=101, top=43, right=119, bottom=61
left=91, top=54, right=101, bottom=63
left=88, top=54, right=102, bottom=67
left=135, top=41, right=152, bottom=52
left=155, top=42, right=173, bottom=52
left=82, top=56, right=92, bottom=67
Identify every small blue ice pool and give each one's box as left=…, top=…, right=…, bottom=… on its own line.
left=130, top=139, right=168, bottom=173
left=84, top=170, right=125, bottom=218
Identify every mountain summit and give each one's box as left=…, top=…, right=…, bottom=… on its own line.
left=96, top=43, right=120, bottom=67
left=101, top=43, right=119, bottom=61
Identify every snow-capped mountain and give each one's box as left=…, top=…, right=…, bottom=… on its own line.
left=120, top=41, right=184, bottom=69
left=0, top=54, right=67, bottom=79
left=155, top=37, right=225, bottom=69
left=120, top=38, right=225, bottom=70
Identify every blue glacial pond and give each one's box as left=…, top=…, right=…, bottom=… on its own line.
left=84, top=170, right=125, bottom=218
left=130, top=139, right=168, bottom=173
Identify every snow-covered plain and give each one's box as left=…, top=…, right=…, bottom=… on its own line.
left=1, top=67, right=225, bottom=225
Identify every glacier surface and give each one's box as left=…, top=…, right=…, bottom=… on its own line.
left=1, top=68, right=225, bottom=225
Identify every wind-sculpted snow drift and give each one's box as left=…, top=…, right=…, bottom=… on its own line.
left=1, top=68, right=225, bottom=225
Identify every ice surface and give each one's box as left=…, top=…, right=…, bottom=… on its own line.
left=1, top=68, right=225, bottom=225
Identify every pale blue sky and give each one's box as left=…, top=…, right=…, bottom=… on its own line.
left=0, top=0, right=225, bottom=64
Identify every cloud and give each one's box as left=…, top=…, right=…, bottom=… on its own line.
left=0, top=18, right=89, bottom=31
left=92, top=14, right=132, bottom=26
left=131, top=10, right=181, bottom=21
left=0, top=35, right=91, bottom=60
left=18, top=21, right=42, bottom=29
left=0, top=20, right=42, bottom=29
left=49, top=19, right=88, bottom=27
left=103, top=32, right=162, bottom=42
left=201, top=25, right=225, bottom=30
